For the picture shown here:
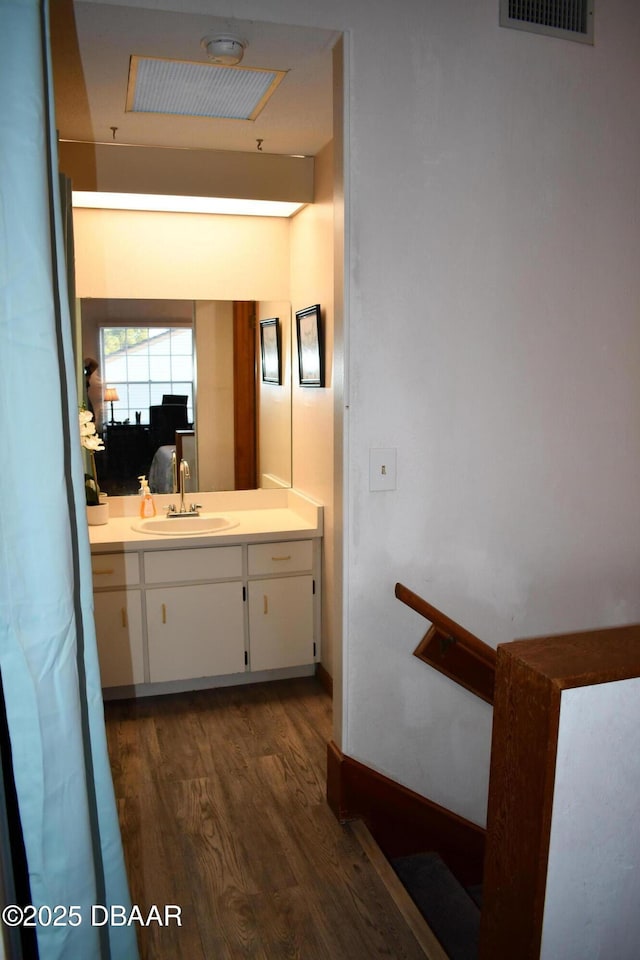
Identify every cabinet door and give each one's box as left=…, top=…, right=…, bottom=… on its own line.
left=248, top=576, right=314, bottom=672
left=146, top=582, right=245, bottom=683
left=93, top=590, right=144, bottom=688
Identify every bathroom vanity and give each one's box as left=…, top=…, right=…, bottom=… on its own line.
left=89, top=489, right=322, bottom=699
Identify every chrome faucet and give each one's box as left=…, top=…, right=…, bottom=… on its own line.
left=171, top=449, right=178, bottom=494
left=166, top=459, right=200, bottom=517
left=179, top=458, right=190, bottom=513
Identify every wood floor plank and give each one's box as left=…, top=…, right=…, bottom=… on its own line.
left=116, top=785, right=206, bottom=960
left=250, top=885, right=336, bottom=960
left=106, top=710, right=161, bottom=794
left=193, top=888, right=271, bottom=960
left=169, top=776, right=260, bottom=897
left=105, top=678, right=428, bottom=960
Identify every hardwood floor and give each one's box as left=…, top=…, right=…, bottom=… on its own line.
left=104, top=677, right=429, bottom=959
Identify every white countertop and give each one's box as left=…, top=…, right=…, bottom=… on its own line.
left=89, top=488, right=323, bottom=553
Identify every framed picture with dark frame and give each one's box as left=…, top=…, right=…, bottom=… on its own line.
left=259, top=318, right=282, bottom=385
left=296, top=304, right=324, bottom=387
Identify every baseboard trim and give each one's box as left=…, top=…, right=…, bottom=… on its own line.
left=315, top=662, right=333, bottom=697
left=327, top=740, right=485, bottom=886
left=101, top=663, right=316, bottom=700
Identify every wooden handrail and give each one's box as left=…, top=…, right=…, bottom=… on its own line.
left=395, top=583, right=496, bottom=704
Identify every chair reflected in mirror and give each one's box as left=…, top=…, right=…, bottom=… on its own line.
left=148, top=403, right=189, bottom=450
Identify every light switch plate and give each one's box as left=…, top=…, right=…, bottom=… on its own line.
left=369, top=448, right=397, bottom=491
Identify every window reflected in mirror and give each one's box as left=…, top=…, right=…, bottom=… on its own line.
left=99, top=326, right=194, bottom=426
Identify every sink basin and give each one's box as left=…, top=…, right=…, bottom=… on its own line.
left=132, top=515, right=239, bottom=535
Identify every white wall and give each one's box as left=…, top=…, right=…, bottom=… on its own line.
left=81, top=0, right=640, bottom=829
left=257, top=300, right=293, bottom=488
left=194, top=301, right=235, bottom=491
left=340, top=0, right=640, bottom=825
left=290, top=140, right=336, bottom=677
left=541, top=679, right=640, bottom=959
left=73, top=208, right=290, bottom=300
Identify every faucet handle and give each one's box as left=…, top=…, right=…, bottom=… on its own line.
left=167, top=503, right=177, bottom=514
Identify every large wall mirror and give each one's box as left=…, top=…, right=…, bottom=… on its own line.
left=81, top=297, right=292, bottom=495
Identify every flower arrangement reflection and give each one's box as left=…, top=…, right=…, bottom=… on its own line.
left=79, top=408, right=105, bottom=505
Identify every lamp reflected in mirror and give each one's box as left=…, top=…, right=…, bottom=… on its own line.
left=103, top=386, right=119, bottom=425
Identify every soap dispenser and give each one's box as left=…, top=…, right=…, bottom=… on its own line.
left=138, top=476, right=157, bottom=518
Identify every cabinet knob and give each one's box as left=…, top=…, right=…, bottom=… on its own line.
left=271, top=555, right=292, bottom=562
left=162, top=603, right=167, bottom=624
left=121, top=608, right=128, bottom=629
left=263, top=594, right=269, bottom=615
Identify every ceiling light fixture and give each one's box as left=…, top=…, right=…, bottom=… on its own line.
left=201, top=33, right=247, bottom=66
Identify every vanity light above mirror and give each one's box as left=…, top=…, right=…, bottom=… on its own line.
left=72, top=192, right=306, bottom=218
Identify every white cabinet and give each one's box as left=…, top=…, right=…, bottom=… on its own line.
left=247, top=540, right=313, bottom=577
left=144, top=545, right=245, bottom=683
left=91, top=536, right=319, bottom=695
left=93, top=590, right=144, bottom=687
left=248, top=576, right=314, bottom=671
left=146, top=581, right=245, bottom=682
left=91, top=553, right=144, bottom=688
left=91, top=551, right=140, bottom=590
left=247, top=540, right=317, bottom=672
left=145, top=545, right=242, bottom=584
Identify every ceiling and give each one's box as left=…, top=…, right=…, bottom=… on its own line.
left=51, top=1, right=337, bottom=159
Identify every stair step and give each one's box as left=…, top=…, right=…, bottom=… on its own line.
left=466, top=883, right=483, bottom=910
left=392, top=852, right=480, bottom=960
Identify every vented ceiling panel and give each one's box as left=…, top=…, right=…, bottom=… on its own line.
left=126, top=56, right=287, bottom=121
left=500, top=0, right=594, bottom=43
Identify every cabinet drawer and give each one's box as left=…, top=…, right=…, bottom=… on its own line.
left=248, top=540, right=313, bottom=576
left=144, top=546, right=243, bottom=584
left=91, top=552, right=140, bottom=589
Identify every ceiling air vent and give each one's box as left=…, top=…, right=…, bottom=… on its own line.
left=500, top=0, right=594, bottom=44
left=126, top=56, right=287, bottom=121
